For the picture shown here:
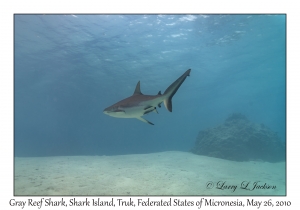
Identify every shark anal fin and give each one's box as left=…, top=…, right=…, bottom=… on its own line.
left=136, top=117, right=154, bottom=125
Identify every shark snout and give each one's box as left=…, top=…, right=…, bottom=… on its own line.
left=103, top=106, right=126, bottom=117
left=103, top=107, right=118, bottom=115
left=103, top=108, right=110, bottom=115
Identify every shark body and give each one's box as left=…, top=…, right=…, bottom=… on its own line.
left=103, top=69, right=191, bottom=125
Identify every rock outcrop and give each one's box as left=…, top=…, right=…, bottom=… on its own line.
left=191, top=113, right=285, bottom=162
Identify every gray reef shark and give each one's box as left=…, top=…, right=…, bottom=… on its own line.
left=103, top=69, right=191, bottom=125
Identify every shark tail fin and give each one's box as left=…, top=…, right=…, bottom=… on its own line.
left=163, top=98, right=173, bottom=112
left=163, top=69, right=191, bottom=112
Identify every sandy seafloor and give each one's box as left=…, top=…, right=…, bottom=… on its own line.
left=14, top=151, right=286, bottom=196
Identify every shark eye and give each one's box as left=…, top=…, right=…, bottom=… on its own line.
left=109, top=106, right=124, bottom=113
left=113, top=107, right=120, bottom=111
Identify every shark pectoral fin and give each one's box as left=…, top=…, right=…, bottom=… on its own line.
left=136, top=117, right=154, bottom=125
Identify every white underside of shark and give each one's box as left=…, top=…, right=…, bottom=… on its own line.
left=103, top=69, right=191, bottom=125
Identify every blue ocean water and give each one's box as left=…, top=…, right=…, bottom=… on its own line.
left=14, top=14, right=286, bottom=157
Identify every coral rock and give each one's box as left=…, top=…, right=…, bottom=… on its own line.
left=191, top=113, right=285, bottom=162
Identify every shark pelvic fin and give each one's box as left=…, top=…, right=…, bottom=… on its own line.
left=136, top=117, right=154, bottom=125
left=143, top=106, right=158, bottom=115
left=133, top=81, right=143, bottom=95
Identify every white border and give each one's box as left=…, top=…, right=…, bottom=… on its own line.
left=1, top=0, right=299, bottom=209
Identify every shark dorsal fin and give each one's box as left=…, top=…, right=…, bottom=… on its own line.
left=133, top=81, right=143, bottom=95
